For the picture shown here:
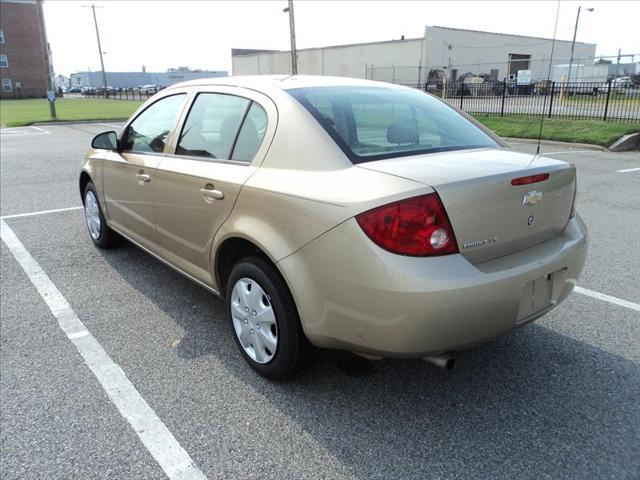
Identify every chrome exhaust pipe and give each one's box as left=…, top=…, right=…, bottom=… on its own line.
left=423, top=354, right=455, bottom=370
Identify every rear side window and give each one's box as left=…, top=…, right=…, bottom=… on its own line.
left=177, top=93, right=252, bottom=160
left=121, top=94, right=186, bottom=153
left=231, top=103, right=268, bottom=162
left=288, top=86, right=497, bottom=163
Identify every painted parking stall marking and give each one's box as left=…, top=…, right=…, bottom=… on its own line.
left=574, top=286, right=640, bottom=312
left=0, top=219, right=208, bottom=480
left=538, top=150, right=601, bottom=156
left=616, top=167, right=640, bottom=173
left=1, top=206, right=83, bottom=220
left=0, top=126, right=51, bottom=137
left=99, top=123, right=125, bottom=129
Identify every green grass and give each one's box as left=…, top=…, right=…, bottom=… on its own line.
left=473, top=115, right=640, bottom=146
left=0, top=98, right=143, bottom=127
left=561, top=95, right=640, bottom=106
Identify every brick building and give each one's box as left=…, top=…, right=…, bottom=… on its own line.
left=0, top=0, right=53, bottom=98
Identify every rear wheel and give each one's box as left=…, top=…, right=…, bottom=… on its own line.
left=83, top=182, right=119, bottom=248
left=226, top=256, right=311, bottom=379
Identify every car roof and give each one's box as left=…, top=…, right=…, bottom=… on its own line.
left=163, top=75, right=407, bottom=93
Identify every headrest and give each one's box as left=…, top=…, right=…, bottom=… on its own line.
left=387, top=118, right=419, bottom=145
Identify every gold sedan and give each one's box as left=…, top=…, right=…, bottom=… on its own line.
left=80, top=76, right=587, bottom=379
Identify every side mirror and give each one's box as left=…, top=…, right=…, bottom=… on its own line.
left=91, top=131, right=118, bottom=150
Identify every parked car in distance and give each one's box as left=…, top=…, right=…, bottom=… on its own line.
left=140, top=84, right=158, bottom=94
left=93, top=86, right=115, bottom=96
left=67, top=86, right=83, bottom=94
left=561, top=82, right=607, bottom=96
left=80, top=76, right=587, bottom=379
left=612, top=76, right=632, bottom=87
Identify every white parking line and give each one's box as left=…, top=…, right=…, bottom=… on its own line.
left=0, top=132, right=49, bottom=137
left=574, top=286, right=640, bottom=312
left=29, top=126, right=51, bottom=134
left=0, top=219, right=208, bottom=480
left=616, top=167, right=640, bottom=173
left=0, top=126, right=51, bottom=136
left=539, top=150, right=598, bottom=156
left=1, top=206, right=83, bottom=220
left=100, top=123, right=124, bottom=129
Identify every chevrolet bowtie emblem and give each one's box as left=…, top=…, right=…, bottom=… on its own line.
left=522, top=190, right=543, bottom=206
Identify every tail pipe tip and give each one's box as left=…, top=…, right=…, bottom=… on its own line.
left=423, top=354, right=455, bottom=370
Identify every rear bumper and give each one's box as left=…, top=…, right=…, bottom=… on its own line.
left=278, top=215, right=588, bottom=357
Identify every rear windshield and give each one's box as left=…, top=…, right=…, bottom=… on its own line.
left=287, top=86, right=498, bottom=163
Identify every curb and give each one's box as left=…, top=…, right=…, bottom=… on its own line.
left=504, top=137, right=608, bottom=151
left=608, top=132, right=640, bottom=152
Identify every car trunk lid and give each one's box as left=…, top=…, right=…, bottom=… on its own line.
left=356, top=148, right=576, bottom=263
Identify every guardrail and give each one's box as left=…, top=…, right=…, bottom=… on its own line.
left=403, top=81, right=640, bottom=123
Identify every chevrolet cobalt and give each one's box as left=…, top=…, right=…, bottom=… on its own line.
left=80, top=76, right=587, bottom=379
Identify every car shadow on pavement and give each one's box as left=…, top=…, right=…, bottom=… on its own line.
left=100, top=240, right=640, bottom=480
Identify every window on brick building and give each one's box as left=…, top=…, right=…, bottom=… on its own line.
left=0, top=30, right=5, bottom=44
left=0, top=54, right=8, bottom=68
left=2, top=79, right=12, bottom=92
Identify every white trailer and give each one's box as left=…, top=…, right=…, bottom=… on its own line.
left=552, top=64, right=609, bottom=82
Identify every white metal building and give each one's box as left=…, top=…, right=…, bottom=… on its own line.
left=232, top=26, right=597, bottom=83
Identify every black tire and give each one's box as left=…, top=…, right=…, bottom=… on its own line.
left=83, top=181, right=119, bottom=249
left=226, top=256, right=311, bottom=380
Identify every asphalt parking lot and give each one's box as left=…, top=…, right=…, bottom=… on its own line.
left=1, top=122, right=639, bottom=480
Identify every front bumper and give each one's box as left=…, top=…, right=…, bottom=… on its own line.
left=278, top=215, right=588, bottom=357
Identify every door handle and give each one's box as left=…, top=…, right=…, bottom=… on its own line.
left=200, top=186, right=224, bottom=202
left=136, top=173, right=151, bottom=184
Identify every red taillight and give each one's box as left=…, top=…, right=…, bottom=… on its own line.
left=356, top=193, right=458, bottom=256
left=511, top=173, right=549, bottom=186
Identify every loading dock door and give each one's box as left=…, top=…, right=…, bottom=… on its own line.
left=508, top=54, right=531, bottom=75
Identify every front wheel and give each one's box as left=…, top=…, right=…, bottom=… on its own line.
left=83, top=182, right=119, bottom=248
left=226, top=256, right=311, bottom=379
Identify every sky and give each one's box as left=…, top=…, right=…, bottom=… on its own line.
left=43, top=1, right=640, bottom=76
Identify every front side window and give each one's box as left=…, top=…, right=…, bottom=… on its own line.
left=177, top=93, right=251, bottom=160
left=121, top=94, right=186, bottom=153
left=288, top=86, right=497, bottom=163
left=0, top=54, right=8, bottom=68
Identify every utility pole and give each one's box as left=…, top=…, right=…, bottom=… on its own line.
left=567, top=6, right=594, bottom=84
left=284, top=0, right=298, bottom=74
left=614, top=48, right=621, bottom=80
left=37, top=0, right=56, bottom=118
left=84, top=4, right=108, bottom=95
